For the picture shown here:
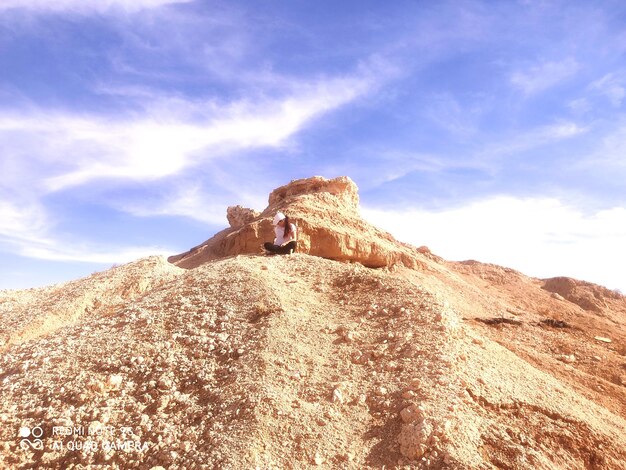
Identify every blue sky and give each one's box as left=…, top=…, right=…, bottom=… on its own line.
left=1, top=0, right=625, bottom=292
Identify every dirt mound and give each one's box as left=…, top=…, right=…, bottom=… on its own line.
left=168, top=176, right=428, bottom=269
left=2, top=176, right=626, bottom=469
left=443, top=258, right=626, bottom=427
left=1, top=254, right=626, bottom=469
left=0, top=256, right=182, bottom=350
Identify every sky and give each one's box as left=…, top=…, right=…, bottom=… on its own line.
left=1, top=0, right=625, bottom=292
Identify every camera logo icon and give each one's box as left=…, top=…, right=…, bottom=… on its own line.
left=19, top=426, right=44, bottom=451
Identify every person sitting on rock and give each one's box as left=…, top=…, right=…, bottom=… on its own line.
left=264, top=212, right=297, bottom=255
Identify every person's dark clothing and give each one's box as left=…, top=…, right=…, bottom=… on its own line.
left=264, top=241, right=297, bottom=255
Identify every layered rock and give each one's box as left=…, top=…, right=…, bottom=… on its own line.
left=168, top=176, right=429, bottom=269
left=542, top=276, right=625, bottom=313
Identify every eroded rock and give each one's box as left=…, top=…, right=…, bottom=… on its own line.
left=168, top=176, right=430, bottom=269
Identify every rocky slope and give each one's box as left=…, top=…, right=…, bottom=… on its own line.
left=1, top=176, right=625, bottom=470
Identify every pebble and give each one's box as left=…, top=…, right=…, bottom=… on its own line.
left=157, top=396, right=170, bottom=411
left=157, top=376, right=174, bottom=390
left=351, top=351, right=367, bottom=364
left=108, top=375, right=123, bottom=389
left=408, top=378, right=420, bottom=390
left=400, top=404, right=422, bottom=423
left=332, top=388, right=344, bottom=404
left=594, top=336, right=612, bottom=343
left=384, top=362, right=398, bottom=371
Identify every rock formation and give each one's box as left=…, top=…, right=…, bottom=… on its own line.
left=226, top=205, right=260, bottom=229
left=168, top=176, right=431, bottom=269
left=542, top=276, right=623, bottom=313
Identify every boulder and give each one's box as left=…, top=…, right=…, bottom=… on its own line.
left=226, top=205, right=260, bottom=229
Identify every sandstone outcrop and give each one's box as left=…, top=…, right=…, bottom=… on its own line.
left=542, top=276, right=625, bottom=313
left=226, top=205, right=260, bottom=229
left=168, top=176, right=430, bottom=269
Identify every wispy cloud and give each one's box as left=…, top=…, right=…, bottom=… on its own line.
left=511, top=58, right=580, bottom=95
left=590, top=72, right=626, bottom=107
left=0, top=200, right=50, bottom=246
left=422, top=93, right=482, bottom=137
left=0, top=200, right=164, bottom=264
left=481, top=121, right=588, bottom=158
left=1, top=72, right=375, bottom=193
left=19, top=243, right=170, bottom=264
left=0, top=0, right=192, bottom=14
left=123, top=185, right=237, bottom=226
left=363, top=197, right=626, bottom=292
left=576, top=122, right=626, bottom=175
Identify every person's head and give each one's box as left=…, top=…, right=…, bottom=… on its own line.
left=272, top=212, right=292, bottom=237
left=273, top=212, right=286, bottom=226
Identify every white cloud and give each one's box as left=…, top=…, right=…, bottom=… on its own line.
left=590, top=72, right=626, bottom=107
left=0, top=200, right=50, bottom=247
left=0, top=73, right=373, bottom=193
left=121, top=177, right=272, bottom=228
left=481, top=121, right=587, bottom=158
left=574, top=122, right=626, bottom=175
left=0, top=0, right=192, bottom=14
left=19, top=243, right=170, bottom=264
left=511, top=58, right=580, bottom=95
left=363, top=197, right=626, bottom=292
left=0, top=200, right=166, bottom=264
left=568, top=97, right=591, bottom=114
left=537, top=122, right=586, bottom=139
left=423, top=93, right=480, bottom=137
left=124, top=185, right=232, bottom=226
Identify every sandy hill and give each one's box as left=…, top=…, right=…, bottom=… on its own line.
left=1, top=176, right=625, bottom=470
